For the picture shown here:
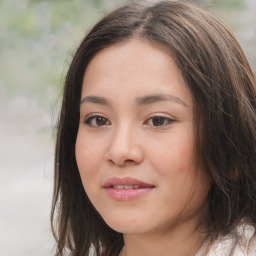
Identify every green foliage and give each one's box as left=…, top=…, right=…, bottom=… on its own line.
left=214, top=0, right=245, bottom=9
left=195, top=0, right=245, bottom=9
left=0, top=0, right=112, bottom=107
left=0, top=0, right=249, bottom=108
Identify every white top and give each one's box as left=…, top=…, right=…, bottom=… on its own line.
left=196, top=223, right=256, bottom=256
left=119, top=223, right=256, bottom=256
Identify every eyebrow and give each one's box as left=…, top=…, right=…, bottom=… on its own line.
left=80, top=94, right=188, bottom=107
left=136, top=94, right=188, bottom=107
left=80, top=95, right=110, bottom=105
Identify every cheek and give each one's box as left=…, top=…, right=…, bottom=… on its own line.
left=148, top=128, right=195, bottom=177
left=75, top=131, right=103, bottom=187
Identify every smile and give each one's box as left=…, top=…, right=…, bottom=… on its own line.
left=103, top=177, right=155, bottom=200
left=112, top=185, right=141, bottom=189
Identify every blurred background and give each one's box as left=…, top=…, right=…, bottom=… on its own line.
left=0, top=0, right=255, bottom=255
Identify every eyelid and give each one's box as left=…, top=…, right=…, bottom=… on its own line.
left=84, top=112, right=107, bottom=120
left=83, top=113, right=111, bottom=127
left=143, top=113, right=176, bottom=126
left=82, top=112, right=176, bottom=127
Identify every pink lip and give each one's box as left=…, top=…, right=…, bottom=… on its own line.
left=103, top=177, right=154, bottom=188
left=103, top=177, right=155, bottom=200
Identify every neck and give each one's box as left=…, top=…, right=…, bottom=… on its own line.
left=123, top=218, right=207, bottom=256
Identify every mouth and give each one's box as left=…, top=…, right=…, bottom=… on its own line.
left=103, top=177, right=155, bottom=200
left=110, top=185, right=145, bottom=189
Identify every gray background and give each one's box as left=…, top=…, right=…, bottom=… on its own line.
left=0, top=0, right=255, bottom=255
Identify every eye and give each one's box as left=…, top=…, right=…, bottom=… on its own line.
left=84, top=115, right=111, bottom=127
left=145, top=116, right=175, bottom=127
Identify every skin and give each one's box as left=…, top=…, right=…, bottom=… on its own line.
left=75, top=38, right=211, bottom=256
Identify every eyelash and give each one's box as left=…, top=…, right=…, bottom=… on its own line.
left=84, top=114, right=175, bottom=127
left=144, top=115, right=175, bottom=127
left=84, top=114, right=111, bottom=127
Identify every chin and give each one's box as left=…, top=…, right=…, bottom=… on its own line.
left=102, top=214, right=150, bottom=234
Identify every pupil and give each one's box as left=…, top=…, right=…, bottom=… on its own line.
left=153, top=117, right=164, bottom=126
left=96, top=117, right=107, bottom=126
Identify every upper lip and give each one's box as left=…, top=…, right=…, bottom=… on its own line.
left=103, top=177, right=155, bottom=188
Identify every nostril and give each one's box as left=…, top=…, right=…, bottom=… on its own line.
left=108, top=158, right=136, bottom=167
left=105, top=142, right=144, bottom=166
left=125, top=159, right=135, bottom=163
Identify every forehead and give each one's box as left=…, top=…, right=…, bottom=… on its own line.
left=81, top=38, right=192, bottom=107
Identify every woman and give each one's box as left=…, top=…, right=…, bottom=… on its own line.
left=51, top=1, right=256, bottom=255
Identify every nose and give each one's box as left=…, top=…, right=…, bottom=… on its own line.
left=104, top=124, right=144, bottom=167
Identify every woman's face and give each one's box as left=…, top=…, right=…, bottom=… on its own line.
left=76, top=39, right=210, bottom=235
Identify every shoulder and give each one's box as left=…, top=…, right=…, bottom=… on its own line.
left=233, top=223, right=256, bottom=256
left=197, top=223, right=256, bottom=256
left=246, top=226, right=256, bottom=256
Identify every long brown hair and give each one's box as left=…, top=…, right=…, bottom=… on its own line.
left=51, top=1, right=256, bottom=255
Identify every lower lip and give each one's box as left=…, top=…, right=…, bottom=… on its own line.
left=105, top=187, right=154, bottom=200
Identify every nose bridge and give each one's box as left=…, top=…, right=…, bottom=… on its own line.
left=114, top=121, right=133, bottom=146
left=106, top=119, right=143, bottom=165
left=111, top=121, right=136, bottom=155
